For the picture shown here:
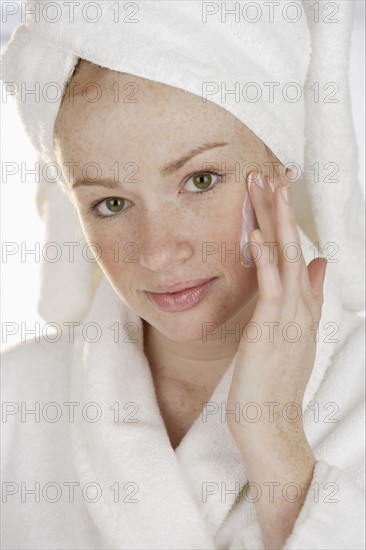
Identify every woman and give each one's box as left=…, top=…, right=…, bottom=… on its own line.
left=1, top=1, right=365, bottom=549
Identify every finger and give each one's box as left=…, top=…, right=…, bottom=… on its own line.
left=274, top=182, right=308, bottom=294
left=306, top=258, right=328, bottom=307
left=250, top=228, right=283, bottom=304
left=271, top=170, right=317, bottom=297
left=247, top=171, right=279, bottom=266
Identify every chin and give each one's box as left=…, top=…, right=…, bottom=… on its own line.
left=148, top=305, right=235, bottom=344
left=158, top=324, right=210, bottom=344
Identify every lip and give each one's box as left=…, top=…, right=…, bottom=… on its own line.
left=147, top=278, right=216, bottom=294
left=145, top=277, right=218, bottom=312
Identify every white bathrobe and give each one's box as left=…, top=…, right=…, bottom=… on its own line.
left=1, top=3, right=365, bottom=546
left=1, top=225, right=365, bottom=550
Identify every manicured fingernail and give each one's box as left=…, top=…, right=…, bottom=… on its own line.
left=268, top=177, right=275, bottom=193
left=281, top=184, right=291, bottom=204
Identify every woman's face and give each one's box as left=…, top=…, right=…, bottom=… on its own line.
left=54, top=63, right=269, bottom=342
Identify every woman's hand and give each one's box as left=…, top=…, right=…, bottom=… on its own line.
left=227, top=170, right=328, bottom=446
left=226, top=170, right=327, bottom=549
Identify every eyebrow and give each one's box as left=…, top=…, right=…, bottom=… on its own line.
left=70, top=141, right=229, bottom=191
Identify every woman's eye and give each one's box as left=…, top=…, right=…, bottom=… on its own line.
left=89, top=197, right=128, bottom=219
left=184, top=171, right=222, bottom=193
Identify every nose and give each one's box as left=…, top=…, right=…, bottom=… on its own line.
left=138, top=208, right=193, bottom=272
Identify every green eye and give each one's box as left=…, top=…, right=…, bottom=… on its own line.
left=184, top=170, right=224, bottom=195
left=89, top=197, right=127, bottom=220
left=192, top=172, right=213, bottom=190
left=185, top=171, right=222, bottom=196
left=104, top=198, right=125, bottom=213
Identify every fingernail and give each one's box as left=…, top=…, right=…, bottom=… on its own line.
left=281, top=184, right=291, bottom=204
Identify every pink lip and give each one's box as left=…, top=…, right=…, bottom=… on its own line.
left=145, top=277, right=218, bottom=312
left=147, top=278, right=216, bottom=294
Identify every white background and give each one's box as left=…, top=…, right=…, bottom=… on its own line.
left=1, top=0, right=365, bottom=351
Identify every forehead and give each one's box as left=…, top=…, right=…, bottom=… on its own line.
left=54, top=61, right=260, bottom=165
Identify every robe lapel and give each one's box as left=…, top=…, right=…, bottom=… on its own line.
left=69, top=276, right=215, bottom=549
left=174, top=360, right=248, bottom=540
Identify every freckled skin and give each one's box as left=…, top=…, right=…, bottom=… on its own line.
left=54, top=61, right=283, bottom=447
left=54, top=61, right=267, bottom=341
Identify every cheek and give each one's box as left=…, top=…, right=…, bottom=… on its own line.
left=202, top=189, right=245, bottom=263
left=206, top=190, right=258, bottom=294
left=98, top=233, right=137, bottom=282
left=214, top=199, right=242, bottom=243
left=76, top=217, right=133, bottom=283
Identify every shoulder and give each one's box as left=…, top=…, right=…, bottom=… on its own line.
left=308, top=310, right=365, bottom=487
left=1, top=334, right=74, bottom=402
left=1, top=334, right=77, bottom=470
